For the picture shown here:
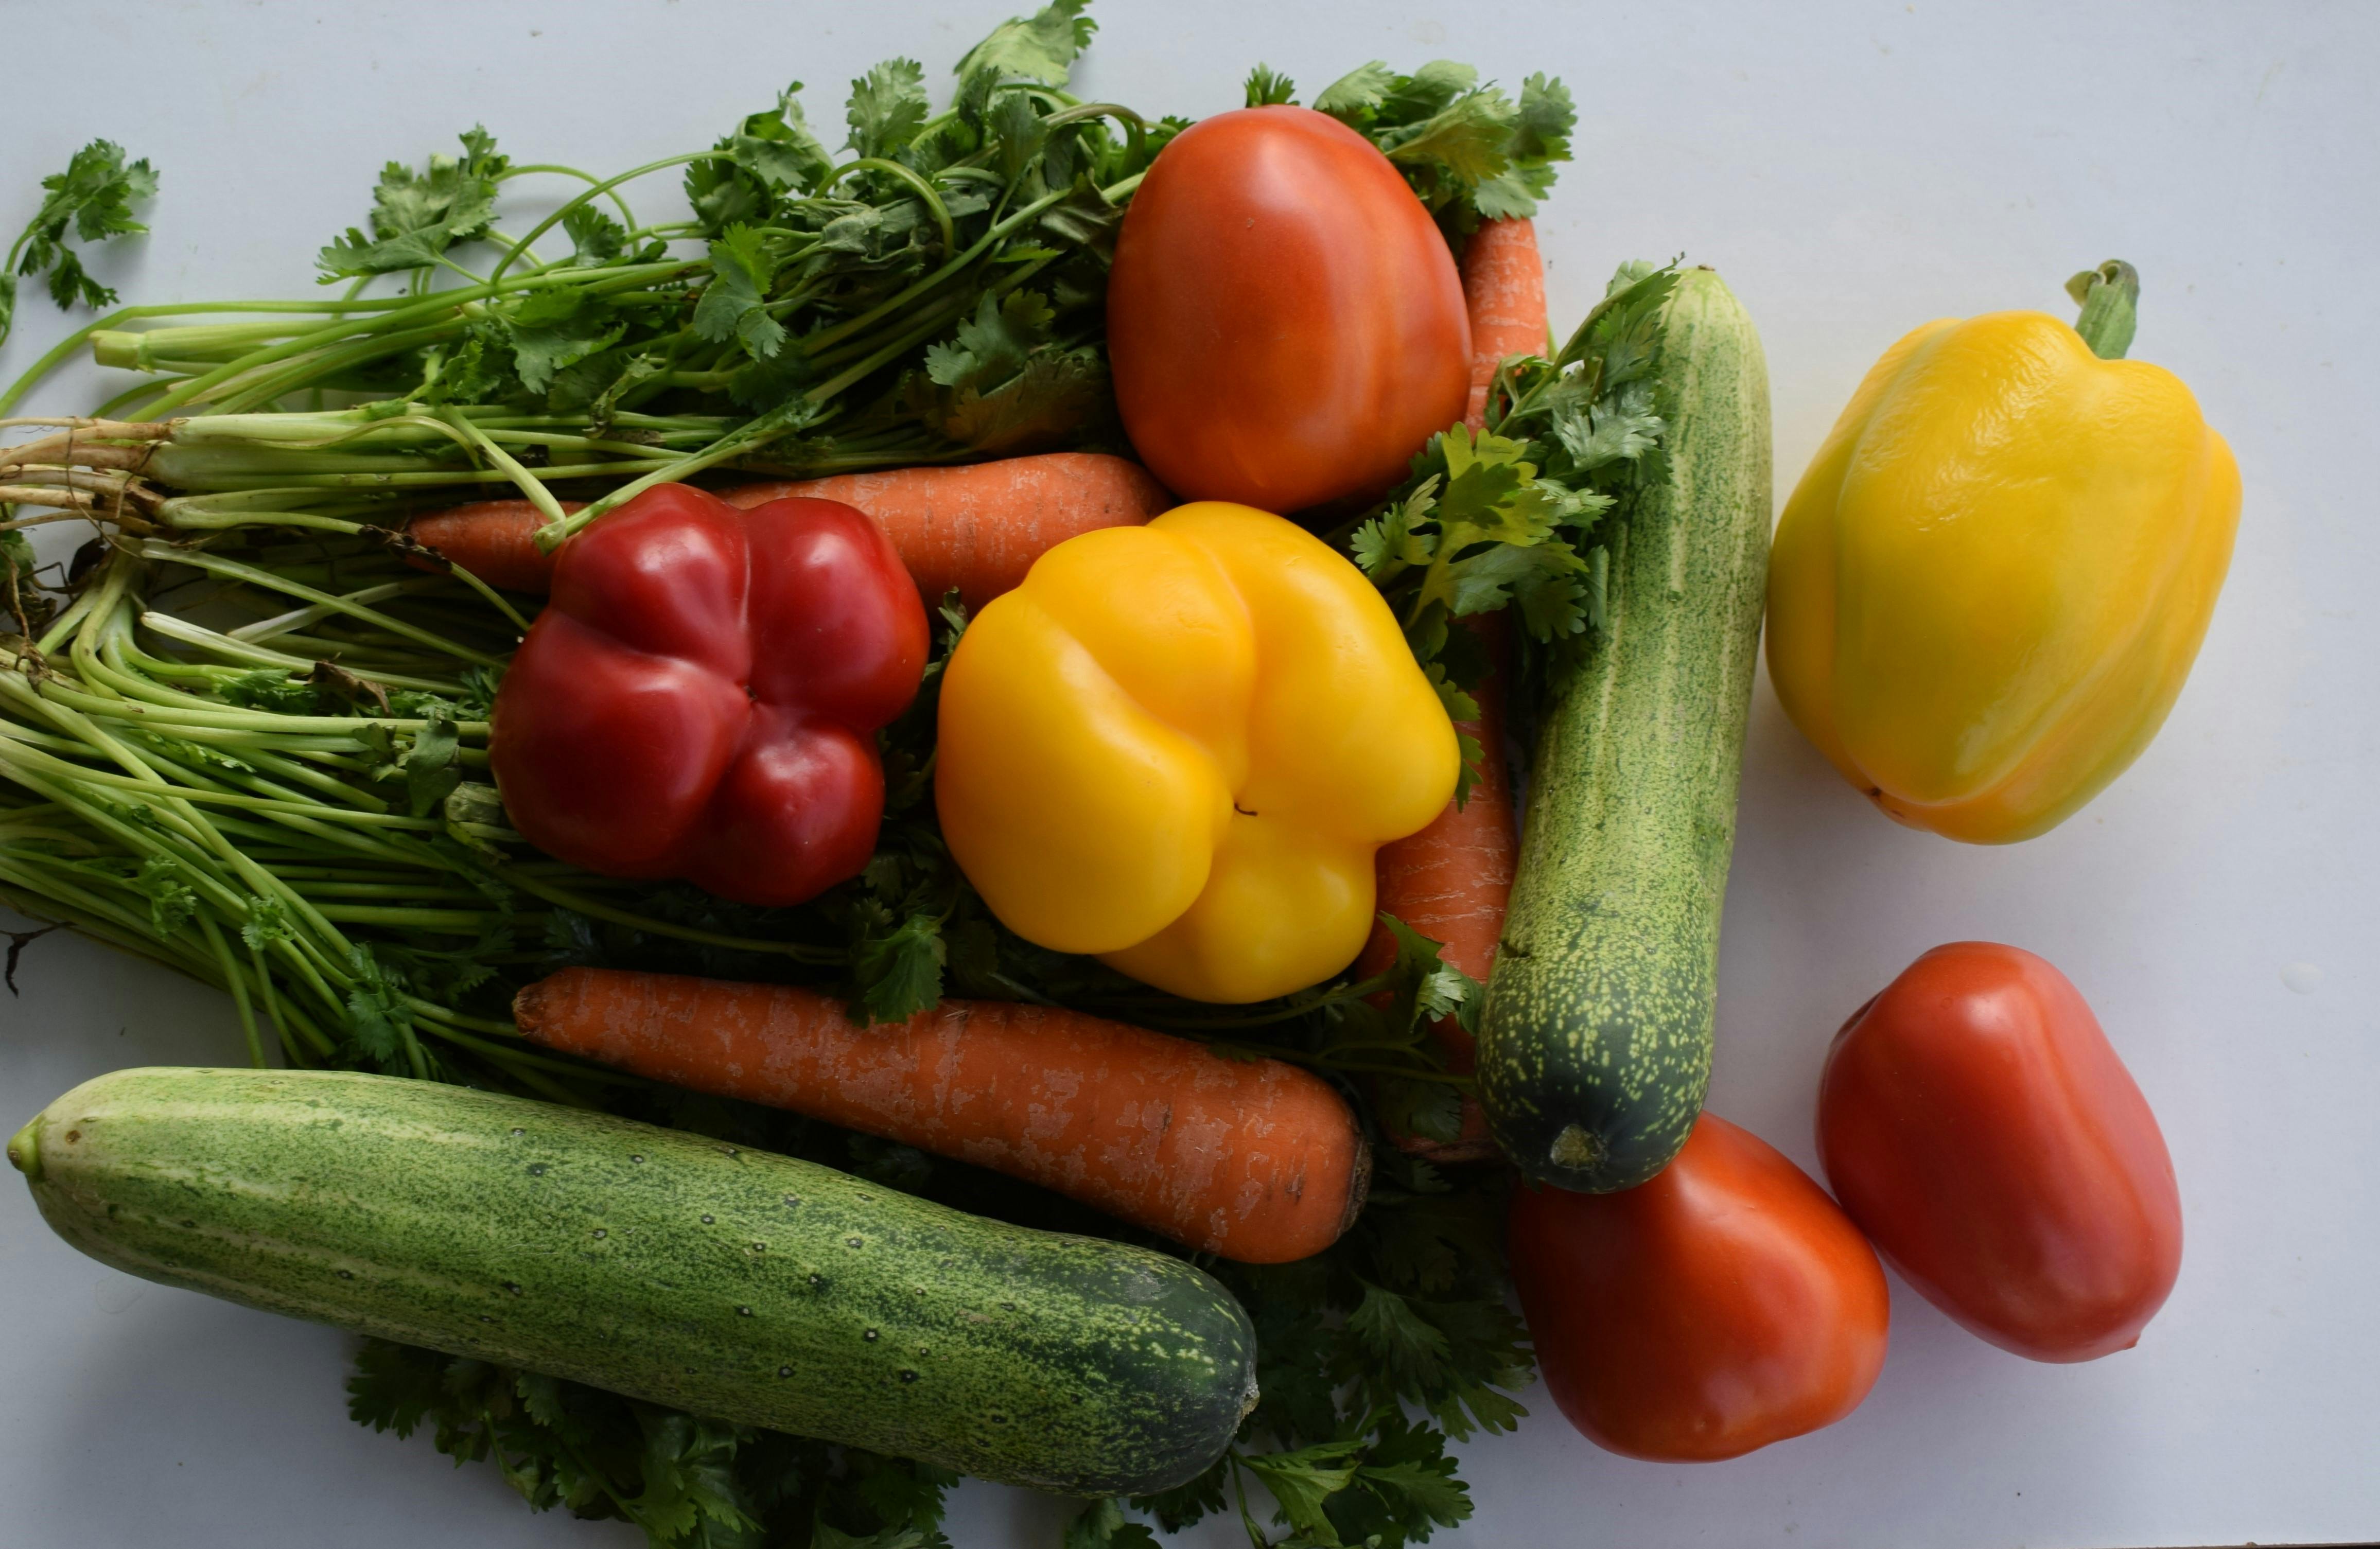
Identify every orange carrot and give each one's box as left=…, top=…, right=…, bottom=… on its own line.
left=1359, top=218, right=1545, bottom=1163
left=402, top=452, right=1170, bottom=609
left=1459, top=217, right=1547, bottom=432
left=726, top=451, right=1170, bottom=610
left=514, top=966, right=1369, bottom=1264
left=1356, top=613, right=1517, bottom=1163
left=404, top=499, right=587, bottom=592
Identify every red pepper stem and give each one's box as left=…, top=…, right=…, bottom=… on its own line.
left=2066, top=260, right=2139, bottom=360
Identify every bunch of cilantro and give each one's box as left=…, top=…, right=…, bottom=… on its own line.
left=311, top=2, right=1142, bottom=471
left=1341, top=261, right=1685, bottom=775
left=1241, top=59, right=1573, bottom=245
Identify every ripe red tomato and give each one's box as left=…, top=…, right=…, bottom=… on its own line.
left=1817, top=942, right=2182, bottom=1363
left=1508, top=1112, right=1890, bottom=1463
left=1106, top=105, right=1470, bottom=512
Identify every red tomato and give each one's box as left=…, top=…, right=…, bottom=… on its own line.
left=1508, top=1112, right=1890, bottom=1463
left=1106, top=105, right=1470, bottom=512
left=1817, top=942, right=2182, bottom=1363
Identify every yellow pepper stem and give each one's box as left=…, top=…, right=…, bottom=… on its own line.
left=2065, top=259, right=2140, bottom=360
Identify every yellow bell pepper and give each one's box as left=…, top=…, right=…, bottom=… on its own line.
left=1766, top=262, right=2241, bottom=843
left=935, top=501, right=1458, bottom=1002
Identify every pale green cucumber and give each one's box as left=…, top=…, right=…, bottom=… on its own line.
left=1479, top=266, right=1772, bottom=1192
left=7, top=1066, right=1256, bottom=1495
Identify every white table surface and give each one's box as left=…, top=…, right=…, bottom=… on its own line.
left=4, top=3, right=2375, bottom=1546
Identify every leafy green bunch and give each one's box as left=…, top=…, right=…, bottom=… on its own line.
left=1242, top=60, right=1574, bottom=242
left=0, top=0, right=1170, bottom=531
left=1342, top=260, right=1683, bottom=782
left=0, top=137, right=156, bottom=354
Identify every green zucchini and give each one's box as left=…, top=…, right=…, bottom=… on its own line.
left=8, top=1066, right=1256, bottom=1496
left=1479, top=266, right=1772, bottom=1192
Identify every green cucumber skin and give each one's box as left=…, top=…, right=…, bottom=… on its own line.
left=1480, top=267, right=1772, bottom=1192
left=11, top=1067, right=1256, bottom=1497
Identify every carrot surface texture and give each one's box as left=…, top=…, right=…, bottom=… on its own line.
left=1458, top=216, right=1548, bottom=431
left=404, top=451, right=1171, bottom=609
left=1355, top=217, right=1543, bottom=1162
left=514, top=967, right=1369, bottom=1264
left=1356, top=614, right=1516, bottom=1163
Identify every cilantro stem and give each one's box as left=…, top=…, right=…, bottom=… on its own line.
left=483, top=152, right=724, bottom=287
left=138, top=543, right=505, bottom=668
left=497, top=163, right=641, bottom=231
left=823, top=157, right=957, bottom=256
left=487, top=865, right=839, bottom=963
left=128, top=260, right=698, bottom=419
left=433, top=408, right=567, bottom=526
left=197, top=909, right=269, bottom=1067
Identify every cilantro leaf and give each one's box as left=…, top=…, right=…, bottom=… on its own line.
left=402, top=712, right=463, bottom=818
left=1388, top=60, right=1480, bottom=117
left=239, top=894, right=295, bottom=953
left=1383, top=90, right=1513, bottom=188
left=953, top=0, right=1097, bottom=89
left=924, top=289, right=1055, bottom=389
left=506, top=289, right=628, bottom=395
left=1326, top=1416, right=1473, bottom=1548
left=1317, top=60, right=1573, bottom=237
left=730, top=82, right=834, bottom=197
left=1350, top=477, right=1441, bottom=584
left=1349, top=1282, right=1457, bottom=1394
left=691, top=224, right=786, bottom=361
left=847, top=59, right=930, bottom=161
left=1063, top=1499, right=1161, bottom=1549
left=1376, top=1076, right=1466, bottom=1145
left=912, top=345, right=1110, bottom=456
left=631, top=1411, right=758, bottom=1542
left=346, top=1339, right=446, bottom=1440
left=1245, top=64, right=1300, bottom=108
left=1244, top=1440, right=1365, bottom=1541
left=851, top=909, right=944, bottom=1024
left=1132, top=1460, right=1230, bottom=1535
left=1315, top=61, right=1397, bottom=117
left=319, top=127, right=506, bottom=277
left=987, top=91, right=1051, bottom=184
left=132, top=856, right=196, bottom=937
left=562, top=204, right=626, bottom=267
left=684, top=157, right=768, bottom=237
left=1553, top=390, right=1666, bottom=471
left=1, top=138, right=157, bottom=350
left=342, top=944, right=415, bottom=1069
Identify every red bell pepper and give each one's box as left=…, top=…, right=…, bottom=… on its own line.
left=489, top=484, right=927, bottom=907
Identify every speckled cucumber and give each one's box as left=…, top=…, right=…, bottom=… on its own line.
left=1478, top=266, right=1772, bottom=1192
left=7, top=1067, right=1256, bottom=1495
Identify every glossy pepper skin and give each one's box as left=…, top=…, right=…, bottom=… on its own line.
left=491, top=485, right=927, bottom=907
left=935, top=502, right=1458, bottom=1004
left=1766, top=272, right=2240, bottom=842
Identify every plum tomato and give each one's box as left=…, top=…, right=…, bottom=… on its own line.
left=1508, top=1112, right=1891, bottom=1462
left=1106, top=105, right=1470, bottom=513
left=1817, top=941, right=2182, bottom=1362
